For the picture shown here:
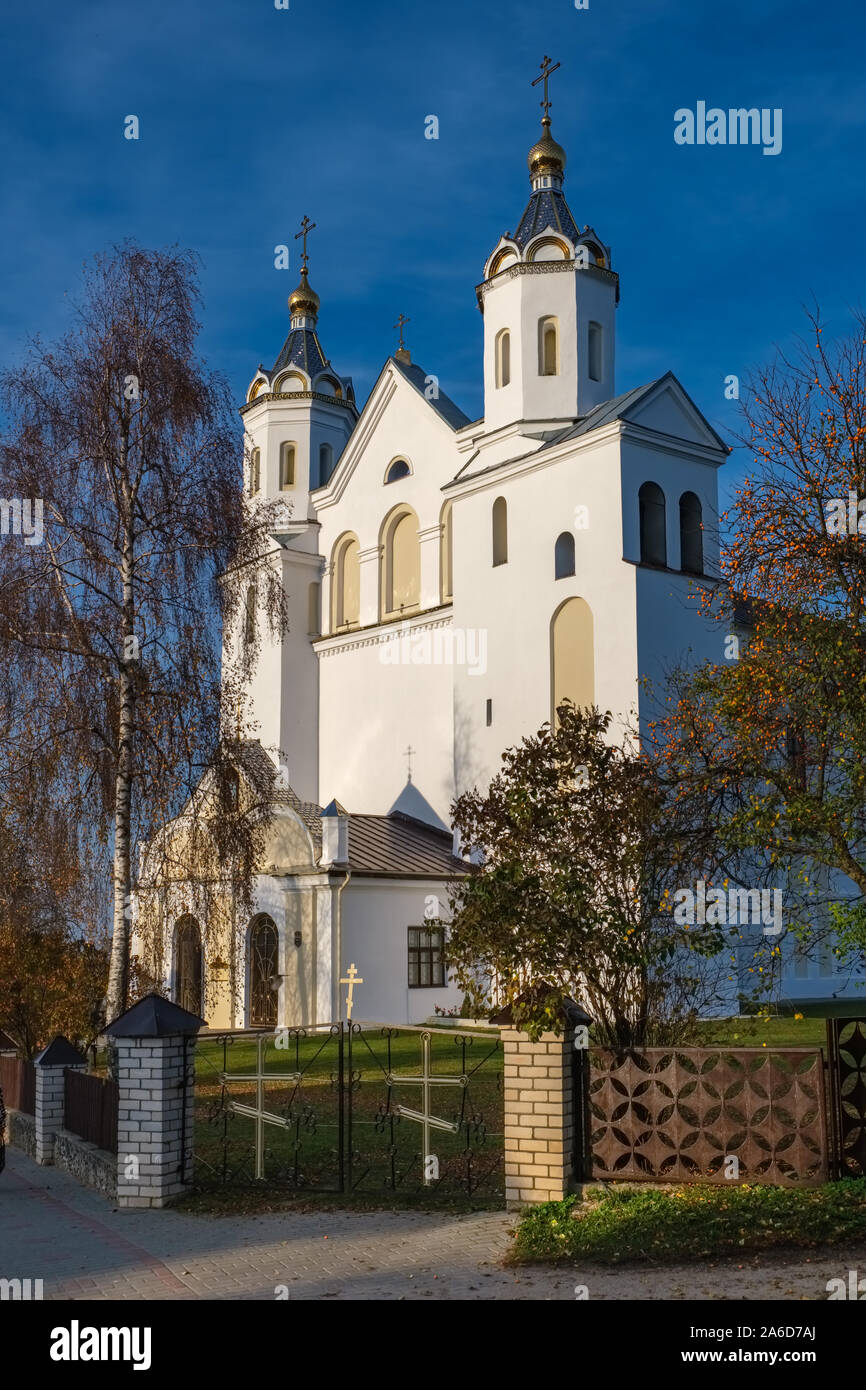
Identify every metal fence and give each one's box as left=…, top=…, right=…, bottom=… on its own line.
left=0, top=1055, right=35, bottom=1115
left=63, top=1069, right=119, bottom=1154
left=588, top=1046, right=828, bottom=1186
left=192, top=1022, right=504, bottom=1201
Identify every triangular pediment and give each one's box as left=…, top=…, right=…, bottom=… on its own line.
left=621, top=373, right=727, bottom=454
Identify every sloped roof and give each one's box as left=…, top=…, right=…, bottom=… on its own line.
left=343, top=812, right=464, bottom=878
left=389, top=356, right=471, bottom=431
left=544, top=373, right=727, bottom=453
left=513, top=188, right=581, bottom=249
left=106, top=992, right=205, bottom=1037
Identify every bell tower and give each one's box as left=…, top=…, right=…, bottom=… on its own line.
left=478, top=57, right=619, bottom=439
left=230, top=220, right=358, bottom=801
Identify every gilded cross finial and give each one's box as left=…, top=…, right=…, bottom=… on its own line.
left=339, top=962, right=364, bottom=1020
left=532, top=54, right=561, bottom=122
left=394, top=313, right=410, bottom=352
left=295, top=215, right=316, bottom=275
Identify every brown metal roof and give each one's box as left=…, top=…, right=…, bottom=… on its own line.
left=345, top=812, right=464, bottom=878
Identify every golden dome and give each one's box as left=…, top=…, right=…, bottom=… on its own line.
left=528, top=117, right=566, bottom=178
left=288, top=269, right=320, bottom=319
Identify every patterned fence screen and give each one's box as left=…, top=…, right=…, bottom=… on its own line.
left=826, top=1019, right=866, bottom=1178
left=589, top=1047, right=828, bottom=1186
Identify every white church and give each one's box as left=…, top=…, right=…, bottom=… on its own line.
left=147, top=72, right=855, bottom=1033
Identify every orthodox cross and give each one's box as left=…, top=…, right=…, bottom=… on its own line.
left=405, top=744, right=416, bottom=781
left=295, top=215, right=316, bottom=273
left=225, top=1033, right=303, bottom=1179
left=390, top=1031, right=466, bottom=1186
left=394, top=313, right=410, bottom=351
left=340, top=962, right=364, bottom=1020
left=532, top=54, right=560, bottom=120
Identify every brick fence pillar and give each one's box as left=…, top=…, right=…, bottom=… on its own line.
left=492, top=990, right=592, bottom=1210
left=34, top=1036, right=87, bottom=1165
left=105, top=992, right=204, bottom=1209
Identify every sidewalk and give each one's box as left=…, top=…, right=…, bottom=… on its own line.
left=1, top=1147, right=857, bottom=1300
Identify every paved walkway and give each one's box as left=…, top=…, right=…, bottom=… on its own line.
left=2, top=1147, right=861, bottom=1300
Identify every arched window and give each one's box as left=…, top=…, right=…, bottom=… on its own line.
left=332, top=534, right=360, bottom=630
left=588, top=322, right=602, bottom=383
left=307, top=581, right=321, bottom=636
left=492, top=497, right=508, bottom=567
left=381, top=507, right=421, bottom=618
left=281, top=443, right=296, bottom=490
left=679, top=491, right=703, bottom=575
left=495, top=329, right=511, bottom=388
left=318, top=442, right=334, bottom=485
left=639, top=482, right=667, bottom=567
left=539, top=317, right=559, bottom=376
left=175, top=917, right=203, bottom=1017
left=555, top=530, right=575, bottom=579
left=440, top=501, right=453, bottom=602
left=249, top=916, right=279, bottom=1027
left=551, top=597, right=594, bottom=725
left=386, top=458, right=411, bottom=484
left=248, top=447, right=261, bottom=496
left=244, top=585, right=256, bottom=646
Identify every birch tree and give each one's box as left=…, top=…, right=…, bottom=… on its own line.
left=0, top=244, right=287, bottom=1025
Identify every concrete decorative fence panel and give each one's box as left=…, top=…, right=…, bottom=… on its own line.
left=589, top=1047, right=828, bottom=1186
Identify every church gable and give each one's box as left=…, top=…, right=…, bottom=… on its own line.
left=314, top=356, right=468, bottom=508
left=621, top=374, right=727, bottom=455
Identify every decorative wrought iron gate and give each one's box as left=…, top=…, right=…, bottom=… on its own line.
left=192, top=1022, right=504, bottom=1202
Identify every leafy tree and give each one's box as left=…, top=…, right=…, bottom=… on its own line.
left=447, top=705, right=727, bottom=1046
left=656, top=309, right=866, bottom=986
left=0, top=244, right=287, bottom=1025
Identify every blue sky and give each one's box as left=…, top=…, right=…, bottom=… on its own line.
left=2, top=0, right=865, bottom=510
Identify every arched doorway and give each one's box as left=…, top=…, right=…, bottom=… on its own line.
left=249, top=916, right=280, bottom=1027
left=175, top=917, right=203, bottom=1016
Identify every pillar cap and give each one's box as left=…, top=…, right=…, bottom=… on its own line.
left=34, top=1035, right=88, bottom=1067
left=105, top=992, right=205, bottom=1038
left=489, top=984, right=592, bottom=1029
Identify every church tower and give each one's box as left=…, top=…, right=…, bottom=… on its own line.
left=232, top=220, right=358, bottom=801
left=478, top=57, right=619, bottom=440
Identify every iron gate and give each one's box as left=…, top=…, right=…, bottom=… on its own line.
left=192, top=1022, right=504, bottom=1201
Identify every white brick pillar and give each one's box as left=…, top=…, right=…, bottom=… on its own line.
left=105, top=993, right=203, bottom=1210
left=491, top=990, right=593, bottom=1210
left=34, top=1036, right=87, bottom=1166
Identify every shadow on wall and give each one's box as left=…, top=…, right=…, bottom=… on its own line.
left=388, top=779, right=449, bottom=833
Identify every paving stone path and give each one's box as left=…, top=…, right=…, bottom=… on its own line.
left=2, top=1147, right=861, bottom=1300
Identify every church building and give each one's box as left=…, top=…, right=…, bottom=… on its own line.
left=146, top=71, right=743, bottom=1031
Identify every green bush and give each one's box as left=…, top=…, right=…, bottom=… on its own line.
left=510, top=1179, right=866, bottom=1265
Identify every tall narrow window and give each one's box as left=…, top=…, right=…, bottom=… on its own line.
left=551, top=597, right=594, bottom=725
left=495, top=329, right=511, bottom=388
left=244, top=585, right=256, bottom=646
left=249, top=447, right=261, bottom=496
left=382, top=508, right=420, bottom=616
left=555, top=530, right=575, bottom=579
left=639, top=482, right=667, bottom=567
left=175, top=917, right=203, bottom=1017
left=588, top=322, right=603, bottom=382
left=679, top=491, right=703, bottom=575
left=319, top=442, right=334, bottom=484
left=281, top=443, right=296, bottom=490
left=539, top=317, right=559, bottom=376
left=249, top=916, right=279, bottom=1027
left=332, top=534, right=360, bottom=630
left=492, top=496, right=508, bottom=567
left=440, top=501, right=453, bottom=602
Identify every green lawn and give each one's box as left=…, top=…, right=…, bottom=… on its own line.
left=696, top=1015, right=828, bottom=1048
left=510, top=1181, right=866, bottom=1266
